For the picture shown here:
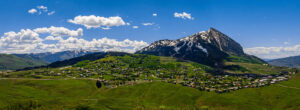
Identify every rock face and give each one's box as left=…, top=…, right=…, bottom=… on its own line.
left=136, top=28, right=245, bottom=66
left=206, top=28, right=244, bottom=55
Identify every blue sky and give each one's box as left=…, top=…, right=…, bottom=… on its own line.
left=0, top=0, right=300, bottom=59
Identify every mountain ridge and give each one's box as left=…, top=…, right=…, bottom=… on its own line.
left=136, top=28, right=263, bottom=66
left=268, top=55, right=300, bottom=68
left=0, top=54, right=47, bottom=70
left=14, top=49, right=95, bottom=63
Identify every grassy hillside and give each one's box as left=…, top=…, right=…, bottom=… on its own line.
left=3, top=54, right=296, bottom=93
left=1, top=54, right=299, bottom=109
left=0, top=73, right=300, bottom=109
left=0, top=54, right=47, bottom=71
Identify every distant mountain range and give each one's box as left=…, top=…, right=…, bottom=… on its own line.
left=0, top=54, right=47, bottom=70
left=136, top=28, right=265, bottom=66
left=0, top=28, right=266, bottom=70
left=268, top=55, right=300, bottom=68
left=0, top=49, right=96, bottom=70
left=14, top=49, right=95, bottom=63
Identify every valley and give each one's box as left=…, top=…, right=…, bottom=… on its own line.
left=0, top=28, right=299, bottom=109
left=1, top=1, right=300, bottom=109
left=1, top=54, right=297, bottom=93
left=1, top=73, right=300, bottom=109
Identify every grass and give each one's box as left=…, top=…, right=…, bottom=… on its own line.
left=224, top=62, right=295, bottom=75
left=1, top=73, right=300, bottom=109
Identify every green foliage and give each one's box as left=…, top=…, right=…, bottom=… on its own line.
left=5, top=100, right=41, bottom=110
left=73, top=60, right=90, bottom=67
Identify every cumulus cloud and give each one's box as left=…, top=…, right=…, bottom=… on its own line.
left=132, top=26, right=139, bottom=29
left=28, top=9, right=37, bottom=14
left=245, top=45, right=300, bottom=59
left=174, top=12, right=193, bottom=20
left=0, top=29, right=43, bottom=54
left=153, top=13, right=157, bottom=16
left=142, top=22, right=154, bottom=26
left=34, top=26, right=83, bottom=37
left=68, top=15, right=128, bottom=29
left=0, top=27, right=149, bottom=54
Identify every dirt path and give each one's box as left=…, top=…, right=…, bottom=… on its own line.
left=277, top=84, right=300, bottom=90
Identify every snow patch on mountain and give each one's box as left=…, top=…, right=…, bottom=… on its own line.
left=196, top=43, right=208, bottom=55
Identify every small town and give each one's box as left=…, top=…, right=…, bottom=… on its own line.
left=1, top=55, right=296, bottom=93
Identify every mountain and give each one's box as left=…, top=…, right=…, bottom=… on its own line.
left=136, top=28, right=265, bottom=66
left=268, top=55, right=300, bottom=68
left=0, top=54, right=47, bottom=70
left=19, top=52, right=130, bottom=70
left=14, top=49, right=95, bottom=63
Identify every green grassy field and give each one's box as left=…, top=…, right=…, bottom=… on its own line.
left=1, top=73, right=300, bottom=110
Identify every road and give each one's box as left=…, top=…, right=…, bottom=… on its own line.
left=277, top=84, right=300, bottom=90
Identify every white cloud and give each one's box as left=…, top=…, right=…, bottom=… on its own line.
left=37, top=5, right=48, bottom=11
left=28, top=5, right=55, bottom=15
left=153, top=13, right=157, bottom=16
left=68, top=15, right=128, bottom=29
left=28, top=9, right=37, bottom=14
left=174, top=12, right=193, bottom=20
left=132, top=26, right=139, bottom=29
left=245, top=45, right=300, bottom=59
left=283, top=41, right=290, bottom=45
left=34, top=26, right=83, bottom=37
left=0, top=27, right=149, bottom=54
left=45, top=36, right=63, bottom=41
left=142, top=22, right=154, bottom=26
left=48, top=11, right=55, bottom=15
left=0, top=29, right=43, bottom=54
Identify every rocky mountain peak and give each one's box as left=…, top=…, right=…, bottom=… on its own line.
left=206, top=28, right=244, bottom=55
left=136, top=28, right=247, bottom=66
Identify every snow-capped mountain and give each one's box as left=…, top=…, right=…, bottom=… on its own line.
left=136, top=28, right=248, bottom=66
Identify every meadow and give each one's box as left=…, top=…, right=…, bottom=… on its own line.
left=0, top=73, right=300, bottom=109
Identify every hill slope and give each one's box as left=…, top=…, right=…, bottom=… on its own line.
left=268, top=55, right=300, bottom=68
left=0, top=54, right=47, bottom=70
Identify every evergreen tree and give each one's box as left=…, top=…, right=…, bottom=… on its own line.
left=96, top=80, right=102, bottom=88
